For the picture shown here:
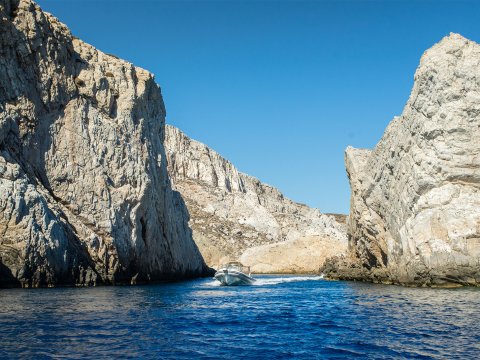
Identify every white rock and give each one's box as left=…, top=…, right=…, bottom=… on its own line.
left=325, top=33, right=480, bottom=287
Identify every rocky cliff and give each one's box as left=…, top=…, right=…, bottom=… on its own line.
left=165, top=125, right=347, bottom=273
left=324, top=33, right=480, bottom=287
left=0, top=0, right=210, bottom=287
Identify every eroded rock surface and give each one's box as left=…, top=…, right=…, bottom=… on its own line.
left=0, top=0, right=209, bottom=287
left=165, top=125, right=347, bottom=273
left=324, top=33, right=480, bottom=287
left=241, top=235, right=347, bottom=274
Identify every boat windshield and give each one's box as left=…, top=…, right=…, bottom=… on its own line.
left=223, top=262, right=250, bottom=274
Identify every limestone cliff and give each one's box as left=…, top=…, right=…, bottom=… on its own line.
left=165, top=125, right=347, bottom=273
left=324, top=33, right=480, bottom=287
left=0, top=0, right=209, bottom=287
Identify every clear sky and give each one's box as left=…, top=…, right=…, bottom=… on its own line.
left=36, top=0, right=480, bottom=214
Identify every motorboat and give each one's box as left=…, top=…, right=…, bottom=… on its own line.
left=214, top=262, right=256, bottom=286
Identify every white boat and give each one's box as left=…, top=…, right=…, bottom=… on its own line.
left=214, top=262, right=256, bottom=286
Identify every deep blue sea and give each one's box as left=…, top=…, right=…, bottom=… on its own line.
left=0, top=275, right=479, bottom=359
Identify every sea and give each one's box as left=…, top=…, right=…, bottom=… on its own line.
left=0, top=275, right=478, bottom=359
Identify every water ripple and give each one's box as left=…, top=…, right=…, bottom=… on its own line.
left=0, top=276, right=479, bottom=359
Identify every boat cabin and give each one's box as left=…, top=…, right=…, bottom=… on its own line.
left=221, top=262, right=251, bottom=275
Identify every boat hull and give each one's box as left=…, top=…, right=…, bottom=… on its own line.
left=214, top=269, right=256, bottom=286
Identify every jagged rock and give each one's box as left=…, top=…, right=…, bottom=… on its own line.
left=165, top=125, right=347, bottom=273
left=0, top=0, right=210, bottom=287
left=324, top=33, right=480, bottom=287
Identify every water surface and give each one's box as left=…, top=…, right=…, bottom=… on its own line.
left=1, top=276, right=478, bottom=359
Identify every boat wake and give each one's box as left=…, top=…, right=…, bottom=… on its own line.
left=205, top=275, right=323, bottom=287
left=253, top=275, right=323, bottom=286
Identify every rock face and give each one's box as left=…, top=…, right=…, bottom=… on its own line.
left=165, top=125, right=347, bottom=273
left=241, top=235, right=346, bottom=274
left=0, top=0, right=209, bottom=287
left=324, top=34, right=480, bottom=287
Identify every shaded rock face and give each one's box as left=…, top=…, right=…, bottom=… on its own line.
left=0, top=0, right=209, bottom=287
left=165, top=125, right=347, bottom=273
left=325, top=34, right=480, bottom=287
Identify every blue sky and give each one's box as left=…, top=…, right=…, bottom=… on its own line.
left=36, top=0, right=480, bottom=214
